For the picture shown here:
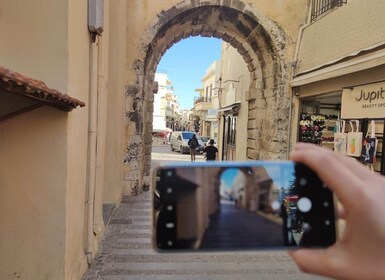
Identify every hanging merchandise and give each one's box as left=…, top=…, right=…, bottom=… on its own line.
left=299, top=113, right=326, bottom=145
left=334, top=120, right=347, bottom=155
left=360, top=120, right=378, bottom=164
left=346, top=120, right=362, bottom=157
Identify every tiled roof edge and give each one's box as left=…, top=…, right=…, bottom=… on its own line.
left=0, top=65, right=85, bottom=111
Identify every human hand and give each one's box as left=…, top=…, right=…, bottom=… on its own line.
left=289, top=143, right=385, bottom=280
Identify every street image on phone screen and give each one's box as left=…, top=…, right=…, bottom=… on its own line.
left=153, top=161, right=336, bottom=251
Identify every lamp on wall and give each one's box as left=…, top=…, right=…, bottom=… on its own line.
left=88, top=0, right=104, bottom=41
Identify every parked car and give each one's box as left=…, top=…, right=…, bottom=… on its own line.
left=200, top=136, right=210, bottom=147
left=170, top=131, right=203, bottom=154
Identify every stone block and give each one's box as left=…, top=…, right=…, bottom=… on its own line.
left=191, top=26, right=203, bottom=36
left=247, top=148, right=257, bottom=160
left=247, top=128, right=259, bottom=139
left=236, top=43, right=248, bottom=56
left=247, top=119, right=257, bottom=129
left=248, top=108, right=257, bottom=119
left=200, top=27, right=215, bottom=37
left=222, top=0, right=232, bottom=7
left=247, top=139, right=257, bottom=149
left=125, top=171, right=140, bottom=181
left=221, top=33, right=233, bottom=43
left=242, top=52, right=252, bottom=63
left=247, top=60, right=257, bottom=72
left=200, top=0, right=211, bottom=6
left=248, top=99, right=257, bottom=110
left=229, top=37, right=241, bottom=49
left=231, top=0, right=246, bottom=12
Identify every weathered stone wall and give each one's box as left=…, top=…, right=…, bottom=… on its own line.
left=123, top=0, right=310, bottom=193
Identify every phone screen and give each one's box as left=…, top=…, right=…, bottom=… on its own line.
left=153, top=161, right=336, bottom=250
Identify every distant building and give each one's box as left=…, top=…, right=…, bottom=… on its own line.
left=192, top=60, right=221, bottom=137
left=217, top=42, right=250, bottom=161
left=153, top=72, right=168, bottom=132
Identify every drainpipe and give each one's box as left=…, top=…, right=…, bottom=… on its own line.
left=86, top=36, right=99, bottom=264
left=287, top=2, right=312, bottom=158
left=86, top=0, right=104, bottom=264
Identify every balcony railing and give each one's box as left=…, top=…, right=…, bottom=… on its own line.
left=311, top=0, right=347, bottom=22
left=194, top=96, right=211, bottom=104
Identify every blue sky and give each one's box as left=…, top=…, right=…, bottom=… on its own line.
left=156, top=36, right=222, bottom=110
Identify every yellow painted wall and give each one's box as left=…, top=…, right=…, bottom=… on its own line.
left=104, top=0, right=127, bottom=202
left=0, top=0, right=68, bottom=89
left=0, top=0, right=71, bottom=279
left=0, top=108, right=67, bottom=279
left=0, top=0, right=94, bottom=278
left=65, top=0, right=91, bottom=278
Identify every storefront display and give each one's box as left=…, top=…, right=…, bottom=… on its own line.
left=296, top=80, right=385, bottom=174
left=298, top=113, right=338, bottom=146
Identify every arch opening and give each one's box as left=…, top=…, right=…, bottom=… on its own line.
left=130, top=1, right=291, bottom=192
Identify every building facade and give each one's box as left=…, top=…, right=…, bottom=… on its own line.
left=153, top=72, right=167, bottom=132
left=217, top=42, right=251, bottom=161
left=292, top=0, right=385, bottom=174
left=0, top=0, right=322, bottom=279
left=153, top=71, right=181, bottom=132
left=192, top=60, right=221, bottom=137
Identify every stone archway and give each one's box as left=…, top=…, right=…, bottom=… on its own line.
left=126, top=0, right=294, bottom=192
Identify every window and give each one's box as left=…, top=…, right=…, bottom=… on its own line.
left=209, top=84, right=213, bottom=101
left=226, top=116, right=237, bottom=146
left=230, top=117, right=237, bottom=145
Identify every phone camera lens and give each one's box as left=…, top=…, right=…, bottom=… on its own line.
left=167, top=205, right=173, bottom=211
left=297, top=197, right=312, bottom=213
left=299, top=178, right=307, bottom=186
left=302, top=222, right=311, bottom=233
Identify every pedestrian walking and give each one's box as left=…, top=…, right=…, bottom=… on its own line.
left=203, top=139, right=218, bottom=161
left=188, top=134, right=199, bottom=162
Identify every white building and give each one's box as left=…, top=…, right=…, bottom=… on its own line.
left=153, top=71, right=181, bottom=133
left=153, top=71, right=168, bottom=132
left=192, top=60, right=221, bottom=137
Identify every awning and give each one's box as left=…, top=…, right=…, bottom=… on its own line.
left=0, top=65, right=85, bottom=121
left=218, top=102, right=240, bottom=115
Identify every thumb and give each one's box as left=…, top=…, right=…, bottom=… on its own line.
left=289, top=249, right=336, bottom=276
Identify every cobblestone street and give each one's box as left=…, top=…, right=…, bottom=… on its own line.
left=82, top=145, right=325, bottom=280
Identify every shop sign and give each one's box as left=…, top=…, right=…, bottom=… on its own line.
left=341, top=82, right=385, bottom=118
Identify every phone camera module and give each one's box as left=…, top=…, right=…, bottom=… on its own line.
left=297, top=197, right=312, bottom=213
left=299, top=178, right=307, bottom=186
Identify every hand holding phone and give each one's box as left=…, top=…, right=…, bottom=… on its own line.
left=152, top=161, right=336, bottom=251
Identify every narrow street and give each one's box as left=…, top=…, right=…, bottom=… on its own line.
left=82, top=144, right=325, bottom=280
left=201, top=202, right=283, bottom=249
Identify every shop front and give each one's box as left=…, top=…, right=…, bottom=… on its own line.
left=218, top=104, right=239, bottom=161
left=293, top=69, right=385, bottom=175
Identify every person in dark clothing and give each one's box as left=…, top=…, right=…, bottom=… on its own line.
left=187, top=134, right=199, bottom=162
left=203, top=139, right=218, bottom=161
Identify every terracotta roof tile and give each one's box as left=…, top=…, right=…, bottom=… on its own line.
left=0, top=65, right=85, bottom=111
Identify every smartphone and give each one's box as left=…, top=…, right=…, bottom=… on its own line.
left=152, top=161, right=336, bottom=251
